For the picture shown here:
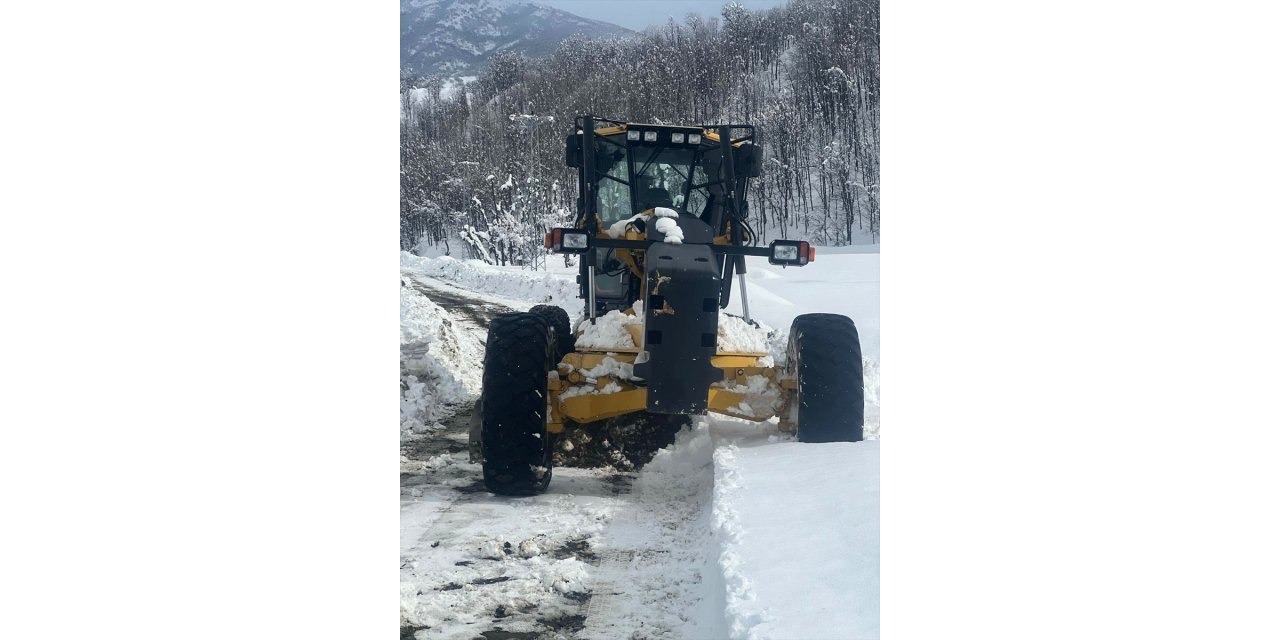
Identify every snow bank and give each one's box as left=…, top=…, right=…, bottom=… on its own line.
left=712, top=439, right=880, bottom=639
left=401, top=252, right=577, bottom=306
left=400, top=283, right=482, bottom=433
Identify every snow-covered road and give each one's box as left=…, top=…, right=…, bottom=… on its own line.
left=400, top=251, right=880, bottom=639
left=400, top=277, right=728, bottom=639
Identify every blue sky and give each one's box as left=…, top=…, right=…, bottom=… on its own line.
left=534, top=0, right=788, bottom=31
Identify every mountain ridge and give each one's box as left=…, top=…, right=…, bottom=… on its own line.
left=401, top=0, right=634, bottom=76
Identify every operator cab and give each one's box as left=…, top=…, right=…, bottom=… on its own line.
left=566, top=120, right=763, bottom=315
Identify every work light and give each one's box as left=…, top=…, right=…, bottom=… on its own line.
left=546, top=228, right=591, bottom=254
left=688, top=133, right=701, bottom=144
left=643, top=130, right=658, bottom=142
left=626, top=130, right=640, bottom=141
left=768, top=240, right=813, bottom=266
left=671, top=132, right=685, bottom=144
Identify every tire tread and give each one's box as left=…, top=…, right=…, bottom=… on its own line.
left=480, top=312, right=555, bottom=495
left=788, top=313, right=865, bottom=443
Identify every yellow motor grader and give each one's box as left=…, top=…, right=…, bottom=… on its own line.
left=476, top=116, right=865, bottom=495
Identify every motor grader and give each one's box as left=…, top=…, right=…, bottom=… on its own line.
left=476, top=115, right=865, bottom=496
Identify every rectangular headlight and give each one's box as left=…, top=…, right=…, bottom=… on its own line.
left=773, top=244, right=799, bottom=261
left=671, top=132, right=685, bottom=144
left=550, top=228, right=591, bottom=254
left=626, top=130, right=640, bottom=141
left=768, top=240, right=810, bottom=266
left=688, top=133, right=701, bottom=144
left=643, top=131, right=658, bottom=142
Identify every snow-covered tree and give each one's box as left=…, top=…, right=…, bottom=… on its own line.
left=400, top=0, right=880, bottom=257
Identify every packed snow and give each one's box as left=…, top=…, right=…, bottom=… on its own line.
left=577, top=356, right=637, bottom=382
left=718, top=313, right=772, bottom=354
left=574, top=301, right=644, bottom=350
left=400, top=454, right=617, bottom=638
left=711, top=374, right=781, bottom=419
left=559, top=380, right=623, bottom=400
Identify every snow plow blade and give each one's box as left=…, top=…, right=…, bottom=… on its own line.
left=555, top=386, right=773, bottom=426
left=557, top=388, right=648, bottom=426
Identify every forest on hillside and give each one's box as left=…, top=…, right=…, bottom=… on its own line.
left=401, top=0, right=879, bottom=265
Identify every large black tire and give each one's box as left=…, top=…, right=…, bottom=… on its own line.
left=787, top=313, right=865, bottom=443
left=528, top=304, right=575, bottom=358
left=480, top=312, right=555, bottom=495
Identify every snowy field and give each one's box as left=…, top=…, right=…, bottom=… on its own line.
left=400, top=248, right=880, bottom=639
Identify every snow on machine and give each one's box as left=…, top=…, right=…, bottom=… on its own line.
left=475, top=116, right=865, bottom=495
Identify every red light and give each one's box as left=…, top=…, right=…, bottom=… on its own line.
left=544, top=232, right=552, bottom=249
left=809, top=246, right=816, bottom=262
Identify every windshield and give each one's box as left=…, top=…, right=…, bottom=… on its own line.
left=593, top=142, right=699, bottom=224
left=633, top=147, right=695, bottom=213
left=594, top=144, right=631, bottom=225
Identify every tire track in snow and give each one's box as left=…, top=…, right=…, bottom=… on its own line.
left=401, top=272, right=514, bottom=332
left=401, top=275, right=726, bottom=639
left=400, top=280, right=624, bottom=638
left=574, top=422, right=728, bottom=640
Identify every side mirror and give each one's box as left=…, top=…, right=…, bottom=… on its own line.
left=564, top=132, right=581, bottom=168
left=735, top=142, right=765, bottom=178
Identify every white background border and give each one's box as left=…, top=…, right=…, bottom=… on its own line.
left=3, top=0, right=1279, bottom=637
